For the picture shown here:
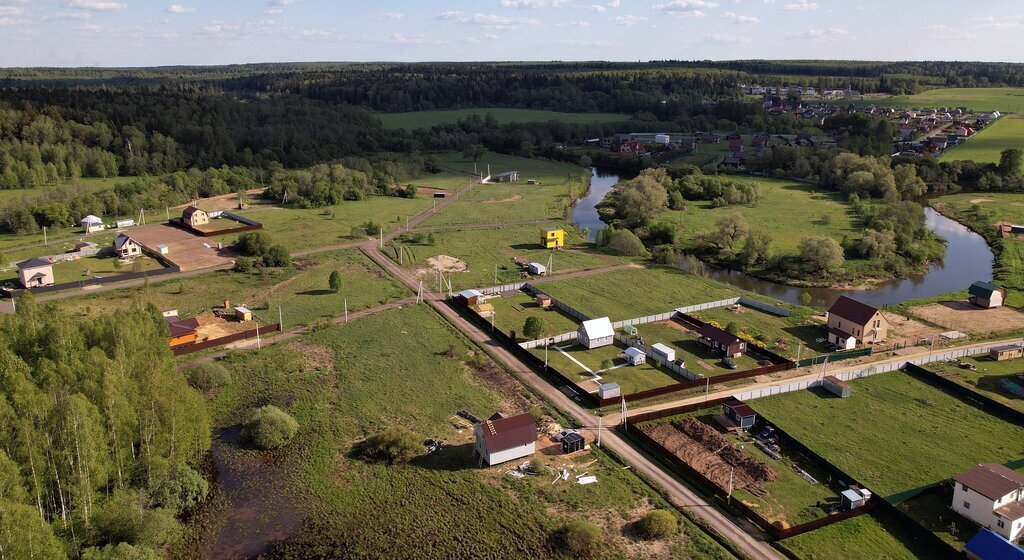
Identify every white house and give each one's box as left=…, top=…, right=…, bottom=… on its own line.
left=953, top=463, right=1024, bottom=541
left=16, top=258, right=55, bottom=288
left=113, top=233, right=142, bottom=259
left=80, top=215, right=104, bottom=233
left=624, top=347, right=646, bottom=366
left=527, top=262, right=547, bottom=275
left=577, top=317, right=614, bottom=349
left=654, top=134, right=671, bottom=146
left=651, top=343, right=675, bottom=364
left=473, top=412, right=536, bottom=466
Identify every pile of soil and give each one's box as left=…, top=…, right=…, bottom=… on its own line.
left=414, top=254, right=468, bottom=278
left=641, top=419, right=777, bottom=491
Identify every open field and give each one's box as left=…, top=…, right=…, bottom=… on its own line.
left=229, top=195, right=435, bottom=252
left=377, top=108, right=629, bottom=130
left=750, top=372, right=1024, bottom=502
left=487, top=291, right=581, bottom=341
left=54, top=249, right=410, bottom=328
left=940, top=115, right=1024, bottom=164
left=925, top=356, right=1024, bottom=414
left=386, top=222, right=619, bottom=292
left=854, top=87, right=1024, bottom=112
left=538, top=266, right=743, bottom=321
left=0, top=176, right=133, bottom=205
left=661, top=180, right=860, bottom=255
left=777, top=510, right=947, bottom=560
left=421, top=152, right=589, bottom=227
left=185, top=305, right=734, bottom=560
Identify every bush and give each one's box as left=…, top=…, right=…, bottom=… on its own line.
left=328, top=270, right=342, bottom=293
left=83, top=543, right=163, bottom=560
left=185, top=362, right=232, bottom=391
left=356, top=426, right=421, bottom=465
left=234, top=231, right=272, bottom=257
left=522, top=316, right=545, bottom=339
left=636, top=509, right=677, bottom=539
left=148, top=463, right=209, bottom=513
left=241, top=405, right=299, bottom=450
left=263, top=244, right=291, bottom=267
left=556, top=520, right=602, bottom=559
left=232, top=256, right=254, bottom=273
left=603, top=229, right=649, bottom=257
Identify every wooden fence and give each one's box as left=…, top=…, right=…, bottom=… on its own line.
left=171, top=323, right=281, bottom=356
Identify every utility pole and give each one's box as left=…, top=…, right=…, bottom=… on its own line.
left=705, top=376, right=710, bottom=401
left=620, top=397, right=628, bottom=431
left=399, top=245, right=403, bottom=265
left=379, top=229, right=383, bottom=249
left=545, top=338, right=550, bottom=370
left=278, top=306, right=283, bottom=330
left=727, top=466, right=735, bottom=503
left=166, top=207, right=170, bottom=221
left=597, top=415, right=603, bottom=448
left=255, top=322, right=261, bottom=350
left=344, top=298, right=349, bottom=323
left=796, top=343, right=802, bottom=364
left=494, top=264, right=497, bottom=285
left=43, top=226, right=47, bottom=245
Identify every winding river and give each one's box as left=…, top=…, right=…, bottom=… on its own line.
left=573, top=168, right=994, bottom=307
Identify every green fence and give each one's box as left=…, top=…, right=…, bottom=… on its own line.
left=796, top=347, right=872, bottom=368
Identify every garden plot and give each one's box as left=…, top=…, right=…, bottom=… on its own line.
left=486, top=291, right=580, bottom=342
left=687, top=305, right=824, bottom=359
left=628, top=321, right=760, bottom=376
left=909, top=301, right=1024, bottom=335
left=531, top=340, right=690, bottom=395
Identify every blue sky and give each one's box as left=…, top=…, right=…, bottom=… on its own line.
left=2, top=0, right=1024, bottom=67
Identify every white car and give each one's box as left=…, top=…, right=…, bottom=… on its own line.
left=554, top=429, right=580, bottom=441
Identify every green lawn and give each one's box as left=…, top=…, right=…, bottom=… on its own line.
left=228, top=196, right=435, bottom=253
left=778, top=511, right=947, bottom=560
left=662, top=180, right=859, bottom=254
left=623, top=321, right=760, bottom=376
left=750, top=372, right=1024, bottom=502
left=538, top=266, right=740, bottom=321
left=0, top=244, right=164, bottom=285
left=187, top=305, right=734, bottom=560
left=532, top=340, right=691, bottom=395
left=487, top=291, right=581, bottom=341
left=896, top=486, right=976, bottom=550
left=924, top=356, right=1024, bottom=414
left=688, top=306, right=828, bottom=359
left=940, top=115, right=1024, bottom=164
left=850, top=87, right=1024, bottom=112
left=54, top=249, right=410, bottom=328
left=377, top=108, right=629, bottom=130
left=385, top=222, right=619, bottom=292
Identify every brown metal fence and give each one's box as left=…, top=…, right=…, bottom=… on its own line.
left=171, top=323, right=281, bottom=356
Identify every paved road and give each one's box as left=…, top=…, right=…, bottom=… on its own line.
left=363, top=245, right=780, bottom=560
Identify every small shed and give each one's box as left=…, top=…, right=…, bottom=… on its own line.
left=234, top=306, right=253, bottom=322
left=495, top=171, right=519, bottom=183
left=840, top=488, right=870, bottom=511
left=722, top=398, right=756, bottom=430
left=577, top=317, right=614, bottom=349
left=536, top=293, right=553, bottom=308
left=624, top=347, right=646, bottom=366
left=182, top=206, right=209, bottom=228
left=969, top=281, right=1007, bottom=309
left=696, top=324, right=746, bottom=358
left=432, top=192, right=446, bottom=198
left=828, top=327, right=857, bottom=350
left=989, top=344, right=1024, bottom=362
left=822, top=375, right=852, bottom=398
left=455, top=289, right=485, bottom=306
left=156, top=244, right=170, bottom=255
left=598, top=382, right=620, bottom=400
left=528, top=262, right=547, bottom=275
left=115, top=219, right=135, bottom=228
left=540, top=227, right=565, bottom=249
left=651, top=343, right=675, bottom=364
left=80, top=215, right=104, bottom=233
left=561, top=432, right=585, bottom=454
left=623, top=324, right=638, bottom=336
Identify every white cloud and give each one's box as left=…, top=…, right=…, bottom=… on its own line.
left=373, top=11, right=403, bottom=19
left=0, top=15, right=27, bottom=24
left=785, top=27, right=850, bottom=40
left=555, top=19, right=590, bottom=27
left=499, top=0, right=568, bottom=8
left=0, top=5, right=22, bottom=15
left=928, top=24, right=977, bottom=39
left=653, top=0, right=718, bottom=12
left=42, top=11, right=92, bottom=20
left=608, top=14, right=646, bottom=25
left=65, top=0, right=127, bottom=11
left=264, top=8, right=281, bottom=14
left=703, top=33, right=750, bottom=43
left=782, top=1, right=816, bottom=10
left=77, top=23, right=103, bottom=31
left=437, top=11, right=541, bottom=30
left=559, top=38, right=611, bottom=47
left=588, top=0, right=619, bottom=12
left=465, top=33, right=499, bottom=44
left=268, top=0, right=298, bottom=5
left=166, top=4, right=195, bottom=14
left=720, top=11, right=759, bottom=23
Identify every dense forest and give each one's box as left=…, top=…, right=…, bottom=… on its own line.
left=0, top=300, right=210, bottom=558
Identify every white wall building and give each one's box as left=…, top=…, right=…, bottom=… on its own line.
left=953, top=463, right=1024, bottom=541
left=577, top=317, right=614, bottom=349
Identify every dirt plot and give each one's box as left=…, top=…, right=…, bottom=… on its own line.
left=194, top=311, right=258, bottom=341
left=641, top=419, right=777, bottom=492
left=124, top=223, right=235, bottom=271
left=413, top=254, right=468, bottom=278
left=881, top=311, right=944, bottom=344
left=909, top=301, right=1024, bottom=334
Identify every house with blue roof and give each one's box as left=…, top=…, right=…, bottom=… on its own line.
left=965, top=528, right=1024, bottom=560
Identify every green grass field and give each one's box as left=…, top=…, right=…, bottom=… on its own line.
left=531, top=340, right=691, bottom=395
left=54, top=249, right=409, bottom=328
left=0, top=176, right=132, bottom=205
left=663, top=180, right=860, bottom=254
left=487, top=291, right=581, bottom=341
left=940, top=115, right=1024, bottom=164
left=750, top=372, right=1024, bottom=502
left=851, top=87, right=1024, bottom=112
left=778, top=511, right=947, bottom=560
left=377, top=108, right=629, bottom=130
left=0, top=244, right=164, bottom=285
left=924, top=356, right=1024, bottom=414
left=188, top=305, right=734, bottom=560
left=386, top=222, right=618, bottom=292
left=537, top=266, right=741, bottom=321
left=229, top=196, right=434, bottom=252
left=620, top=321, right=760, bottom=376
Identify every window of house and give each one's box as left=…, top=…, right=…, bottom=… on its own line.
left=962, top=484, right=968, bottom=491
left=963, top=501, right=971, bottom=509
left=997, top=519, right=1005, bottom=528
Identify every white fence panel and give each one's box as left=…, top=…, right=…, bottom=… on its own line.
left=479, top=282, right=527, bottom=295
left=519, top=330, right=579, bottom=350
left=676, top=298, right=740, bottom=314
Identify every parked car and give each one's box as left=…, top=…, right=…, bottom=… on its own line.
left=555, top=429, right=580, bottom=441
left=721, top=357, right=738, bottom=369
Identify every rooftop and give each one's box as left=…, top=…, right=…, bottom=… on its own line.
left=478, top=412, right=536, bottom=452
left=955, top=463, right=1024, bottom=501
left=828, top=295, right=879, bottom=326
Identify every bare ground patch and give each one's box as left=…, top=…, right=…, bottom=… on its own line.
left=194, top=311, right=255, bottom=341
left=412, top=254, right=467, bottom=278
left=909, top=301, right=1024, bottom=334
left=969, top=198, right=993, bottom=204
left=478, top=194, right=523, bottom=203
left=881, top=311, right=944, bottom=344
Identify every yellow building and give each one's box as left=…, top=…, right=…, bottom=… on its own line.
left=540, top=227, right=564, bottom=249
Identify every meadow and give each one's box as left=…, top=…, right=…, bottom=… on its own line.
left=856, top=87, right=1024, bottom=112
left=185, top=305, right=735, bottom=560
left=940, top=115, right=1024, bottom=164
left=537, top=266, right=740, bottom=321
left=487, top=291, right=581, bottom=341
left=924, top=356, right=1024, bottom=414
left=377, top=108, right=629, bottom=130
left=777, top=511, right=947, bottom=560
left=749, top=372, right=1024, bottom=502
left=54, top=249, right=410, bottom=328
left=386, top=222, right=619, bottom=291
